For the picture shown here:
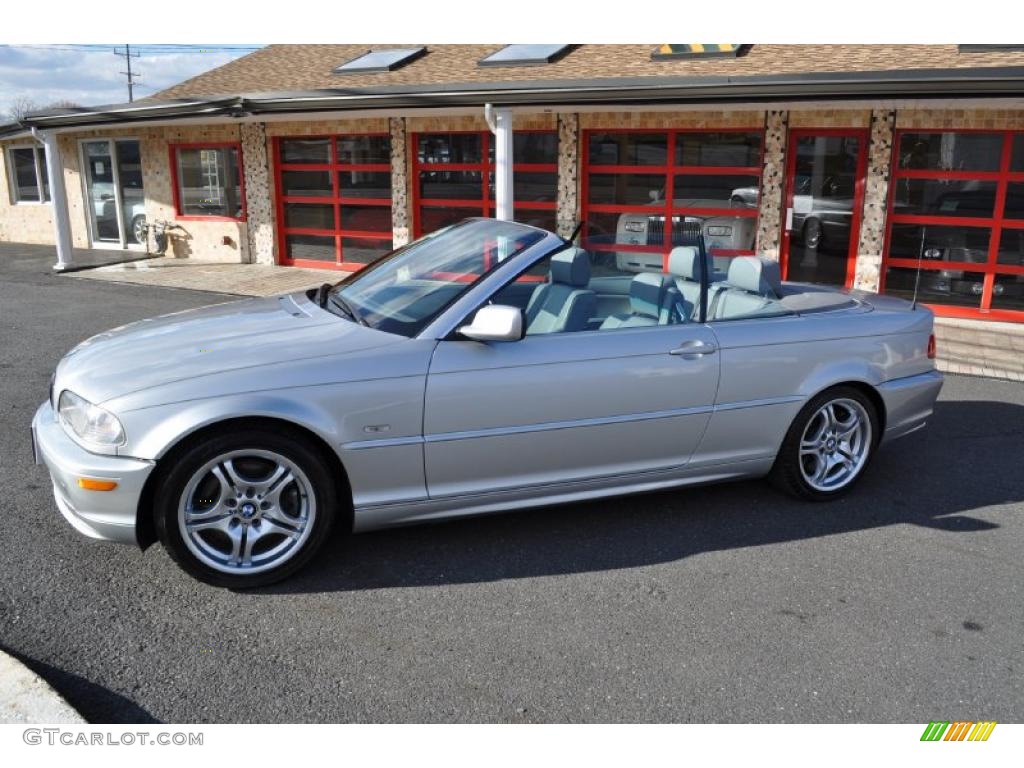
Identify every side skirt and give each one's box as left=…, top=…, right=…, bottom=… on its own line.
left=352, top=456, right=775, bottom=532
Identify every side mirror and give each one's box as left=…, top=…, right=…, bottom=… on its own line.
left=458, top=304, right=525, bottom=342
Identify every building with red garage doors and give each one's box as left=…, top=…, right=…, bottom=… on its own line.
left=4, top=44, right=1024, bottom=325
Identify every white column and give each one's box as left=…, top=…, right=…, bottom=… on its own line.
left=489, top=107, right=514, bottom=221
left=36, top=130, right=74, bottom=271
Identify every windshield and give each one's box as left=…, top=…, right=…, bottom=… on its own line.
left=327, top=218, right=549, bottom=336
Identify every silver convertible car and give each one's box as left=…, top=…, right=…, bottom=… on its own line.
left=32, top=218, right=943, bottom=587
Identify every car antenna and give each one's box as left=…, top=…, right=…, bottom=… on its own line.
left=910, top=227, right=926, bottom=310
left=568, top=221, right=584, bottom=244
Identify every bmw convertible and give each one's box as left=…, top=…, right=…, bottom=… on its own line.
left=32, top=218, right=943, bottom=587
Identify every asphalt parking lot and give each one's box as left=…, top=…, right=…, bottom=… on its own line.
left=1, top=248, right=1022, bottom=724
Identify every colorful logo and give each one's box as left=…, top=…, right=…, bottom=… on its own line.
left=921, top=721, right=997, bottom=741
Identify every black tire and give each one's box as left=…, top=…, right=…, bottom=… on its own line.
left=130, top=214, right=147, bottom=245
left=154, top=427, right=339, bottom=588
left=769, top=386, right=880, bottom=501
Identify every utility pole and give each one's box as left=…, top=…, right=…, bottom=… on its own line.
left=113, top=44, right=141, bottom=102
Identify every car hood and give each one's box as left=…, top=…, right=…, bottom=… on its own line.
left=55, top=292, right=403, bottom=404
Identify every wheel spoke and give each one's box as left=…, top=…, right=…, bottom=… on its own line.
left=186, top=513, right=233, bottom=533
left=263, top=470, right=297, bottom=509
left=259, top=516, right=302, bottom=540
left=225, top=524, right=244, bottom=566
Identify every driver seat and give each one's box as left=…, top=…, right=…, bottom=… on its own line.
left=525, top=248, right=596, bottom=334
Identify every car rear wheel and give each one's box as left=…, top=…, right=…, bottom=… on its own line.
left=154, top=428, right=338, bottom=588
left=130, top=214, right=147, bottom=245
left=770, top=386, right=879, bottom=501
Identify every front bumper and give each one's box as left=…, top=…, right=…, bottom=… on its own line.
left=877, top=369, right=944, bottom=443
left=31, top=401, right=154, bottom=544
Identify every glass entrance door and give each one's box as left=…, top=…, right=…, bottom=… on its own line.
left=81, top=139, right=146, bottom=249
left=781, top=130, right=868, bottom=286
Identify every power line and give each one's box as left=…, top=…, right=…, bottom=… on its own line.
left=0, top=44, right=263, bottom=54
left=113, top=44, right=141, bottom=102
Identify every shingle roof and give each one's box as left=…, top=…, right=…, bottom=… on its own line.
left=154, top=44, right=1024, bottom=100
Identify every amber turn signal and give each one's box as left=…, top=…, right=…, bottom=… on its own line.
left=77, top=478, right=118, bottom=492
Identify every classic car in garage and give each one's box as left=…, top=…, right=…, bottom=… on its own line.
left=33, top=218, right=943, bottom=587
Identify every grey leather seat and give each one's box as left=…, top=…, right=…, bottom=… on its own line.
left=666, top=246, right=704, bottom=320
left=710, top=256, right=788, bottom=320
left=525, top=247, right=597, bottom=334
left=599, top=272, right=670, bottom=329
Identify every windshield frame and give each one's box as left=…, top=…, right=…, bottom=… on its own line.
left=323, top=219, right=563, bottom=338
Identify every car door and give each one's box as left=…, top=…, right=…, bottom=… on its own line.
left=423, top=312, right=721, bottom=500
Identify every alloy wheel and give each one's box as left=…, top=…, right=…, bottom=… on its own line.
left=177, top=449, right=316, bottom=575
left=798, top=398, right=872, bottom=492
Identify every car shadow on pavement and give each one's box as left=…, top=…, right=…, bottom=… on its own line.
left=258, top=399, right=1020, bottom=596
left=0, top=644, right=161, bottom=724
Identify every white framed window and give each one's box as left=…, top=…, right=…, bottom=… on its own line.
left=5, top=145, right=50, bottom=203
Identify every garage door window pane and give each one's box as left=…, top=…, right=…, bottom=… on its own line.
left=338, top=136, right=390, bottom=165
left=675, top=132, right=762, bottom=167
left=673, top=174, right=761, bottom=205
left=588, top=133, right=668, bottom=166
left=515, top=133, right=558, bottom=164
left=897, top=132, right=1003, bottom=172
left=281, top=170, right=333, bottom=197
left=341, top=237, right=392, bottom=265
left=417, top=134, right=482, bottom=164
left=420, top=206, right=475, bottom=233
left=892, top=179, right=997, bottom=218
left=340, top=205, right=392, bottom=233
left=511, top=172, right=557, bottom=203
left=588, top=173, right=665, bottom=205
left=338, top=171, right=391, bottom=198
left=284, top=203, right=334, bottom=230
left=991, top=275, right=1024, bottom=311
left=419, top=170, right=482, bottom=200
left=1011, top=134, right=1024, bottom=172
left=286, top=234, right=335, bottom=262
left=1004, top=183, right=1024, bottom=220
left=997, top=228, right=1024, bottom=267
left=885, top=266, right=985, bottom=308
left=889, top=223, right=991, bottom=264
left=281, top=139, right=331, bottom=164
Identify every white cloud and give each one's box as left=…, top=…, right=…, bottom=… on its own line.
left=0, top=45, right=256, bottom=120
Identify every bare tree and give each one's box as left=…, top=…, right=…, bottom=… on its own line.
left=7, top=96, right=40, bottom=122
left=44, top=99, right=81, bottom=111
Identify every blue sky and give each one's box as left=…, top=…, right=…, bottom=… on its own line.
left=0, top=44, right=261, bottom=120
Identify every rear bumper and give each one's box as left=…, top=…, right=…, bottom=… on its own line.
left=877, top=369, right=944, bottom=443
left=31, top=401, right=153, bottom=545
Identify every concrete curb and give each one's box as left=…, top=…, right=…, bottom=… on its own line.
left=0, top=651, right=85, bottom=724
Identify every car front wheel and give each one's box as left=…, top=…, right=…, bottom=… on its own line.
left=770, top=386, right=879, bottom=501
left=154, top=428, right=339, bottom=587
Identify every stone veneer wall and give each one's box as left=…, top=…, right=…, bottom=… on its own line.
left=853, top=109, right=896, bottom=292
left=755, top=110, right=789, bottom=261
left=556, top=113, right=579, bottom=239
left=390, top=118, right=410, bottom=248
left=240, top=122, right=274, bottom=264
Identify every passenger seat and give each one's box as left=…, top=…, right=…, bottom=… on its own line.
left=599, top=273, right=670, bottom=329
left=525, top=247, right=597, bottom=334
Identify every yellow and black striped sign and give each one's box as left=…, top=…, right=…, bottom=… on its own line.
left=920, top=721, right=997, bottom=742
left=653, top=44, right=743, bottom=59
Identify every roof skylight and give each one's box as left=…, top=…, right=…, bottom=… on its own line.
left=479, top=45, right=574, bottom=67
left=652, top=44, right=745, bottom=59
left=334, top=47, right=426, bottom=74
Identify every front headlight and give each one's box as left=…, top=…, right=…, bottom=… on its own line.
left=57, top=390, right=125, bottom=446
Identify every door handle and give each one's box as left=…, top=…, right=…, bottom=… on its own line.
left=669, top=340, right=717, bottom=358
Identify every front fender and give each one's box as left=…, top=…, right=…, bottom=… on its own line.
left=117, top=393, right=342, bottom=462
